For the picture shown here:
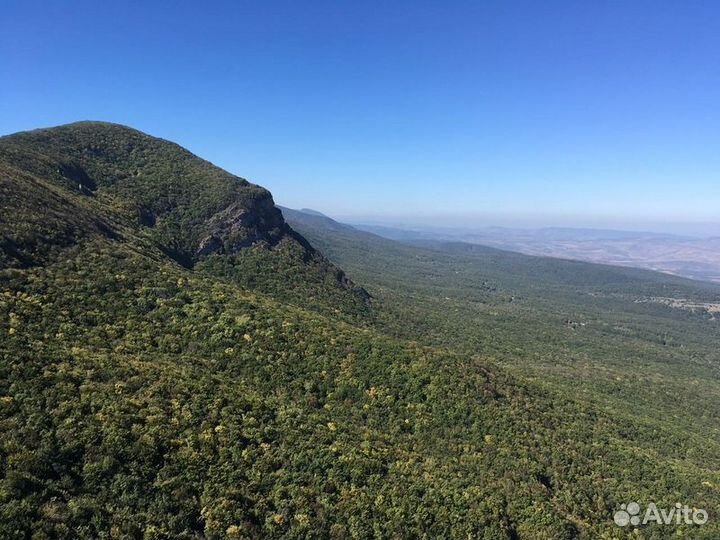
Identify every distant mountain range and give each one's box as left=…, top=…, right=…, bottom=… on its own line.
left=351, top=222, right=720, bottom=284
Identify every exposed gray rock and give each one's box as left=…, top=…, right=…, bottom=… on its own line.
left=196, top=194, right=287, bottom=257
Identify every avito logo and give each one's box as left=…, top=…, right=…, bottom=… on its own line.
left=614, top=501, right=708, bottom=527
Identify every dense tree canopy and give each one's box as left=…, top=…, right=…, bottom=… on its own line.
left=1, top=124, right=718, bottom=539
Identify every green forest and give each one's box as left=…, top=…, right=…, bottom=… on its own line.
left=1, top=123, right=719, bottom=539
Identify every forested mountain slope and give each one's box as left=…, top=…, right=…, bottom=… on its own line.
left=0, top=125, right=718, bottom=539
left=0, top=123, right=369, bottom=318
left=284, top=207, right=720, bottom=531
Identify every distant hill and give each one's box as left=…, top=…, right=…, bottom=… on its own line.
left=298, top=207, right=330, bottom=218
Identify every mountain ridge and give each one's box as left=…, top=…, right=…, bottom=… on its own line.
left=0, top=122, right=370, bottom=316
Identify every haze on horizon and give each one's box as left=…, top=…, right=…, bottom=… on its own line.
left=3, top=0, right=719, bottom=229
left=307, top=210, right=720, bottom=239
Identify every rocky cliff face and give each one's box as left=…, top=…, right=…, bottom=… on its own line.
left=197, top=195, right=287, bottom=257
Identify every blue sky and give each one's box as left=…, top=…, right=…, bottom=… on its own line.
left=2, top=0, right=719, bottom=231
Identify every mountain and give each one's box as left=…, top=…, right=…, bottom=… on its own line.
left=0, top=122, right=370, bottom=317
left=1, top=124, right=720, bottom=539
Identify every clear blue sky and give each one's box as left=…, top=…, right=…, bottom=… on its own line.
left=2, top=0, right=719, bottom=230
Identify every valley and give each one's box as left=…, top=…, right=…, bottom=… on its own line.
left=354, top=223, right=720, bottom=284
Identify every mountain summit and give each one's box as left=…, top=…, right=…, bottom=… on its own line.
left=0, top=122, right=369, bottom=315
